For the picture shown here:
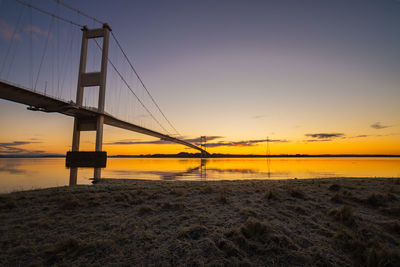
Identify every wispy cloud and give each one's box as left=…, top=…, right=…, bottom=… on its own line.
left=355, top=134, right=370, bottom=138
left=29, top=138, right=43, bottom=141
left=25, top=24, right=54, bottom=40
left=106, top=136, right=287, bottom=148
left=186, top=136, right=224, bottom=144
left=252, top=115, right=265, bottom=119
left=204, top=139, right=287, bottom=148
left=304, top=139, right=332, bottom=142
left=106, top=139, right=170, bottom=145
left=0, top=141, right=32, bottom=154
left=0, top=141, right=44, bottom=155
left=304, top=133, right=345, bottom=142
left=0, top=19, right=21, bottom=40
left=370, top=122, right=389, bottom=130
left=106, top=136, right=223, bottom=145
left=305, top=133, right=345, bottom=139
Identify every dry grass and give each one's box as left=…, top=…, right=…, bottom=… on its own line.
left=218, top=187, right=228, bottom=204
left=0, top=178, right=399, bottom=266
left=329, top=183, right=341, bottom=191
left=328, top=205, right=356, bottom=227
left=289, top=187, right=305, bottom=199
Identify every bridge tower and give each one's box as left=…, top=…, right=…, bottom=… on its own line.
left=68, top=23, right=111, bottom=184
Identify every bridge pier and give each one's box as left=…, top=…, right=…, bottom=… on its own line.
left=68, top=23, right=111, bottom=184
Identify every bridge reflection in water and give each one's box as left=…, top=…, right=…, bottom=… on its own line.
left=77, top=157, right=400, bottom=184
left=0, top=157, right=400, bottom=193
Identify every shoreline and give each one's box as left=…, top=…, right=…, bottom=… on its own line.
left=1, top=154, right=400, bottom=158
left=1, top=178, right=399, bottom=265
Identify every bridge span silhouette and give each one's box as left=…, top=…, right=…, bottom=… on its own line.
left=0, top=3, right=209, bottom=183
left=0, top=79, right=208, bottom=155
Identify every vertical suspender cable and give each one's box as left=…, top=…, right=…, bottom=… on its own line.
left=111, top=32, right=182, bottom=137
left=51, top=0, right=182, bottom=137
left=34, top=16, right=54, bottom=91
left=29, top=2, right=33, bottom=88
left=0, top=4, right=24, bottom=78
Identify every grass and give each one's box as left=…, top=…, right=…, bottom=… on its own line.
left=59, top=194, right=81, bottom=210
left=178, top=224, right=209, bottom=240
left=334, top=229, right=400, bottom=266
left=328, top=205, right=356, bottom=227
left=264, top=187, right=278, bottom=200
left=218, top=187, right=228, bottom=203
left=137, top=205, right=153, bottom=215
left=240, top=217, right=271, bottom=240
left=289, top=187, right=305, bottom=199
left=0, top=178, right=399, bottom=266
left=329, top=184, right=341, bottom=191
left=331, top=193, right=344, bottom=203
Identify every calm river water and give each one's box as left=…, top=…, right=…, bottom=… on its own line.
left=0, top=157, right=399, bottom=193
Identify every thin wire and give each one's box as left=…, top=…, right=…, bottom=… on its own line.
left=93, top=39, right=171, bottom=135
left=19, top=0, right=180, bottom=137
left=5, top=6, right=28, bottom=80
left=29, top=1, right=33, bottom=88
left=34, top=16, right=54, bottom=91
left=60, top=23, right=75, bottom=98
left=53, top=0, right=105, bottom=25
left=15, top=0, right=83, bottom=27
left=111, top=32, right=182, bottom=137
left=56, top=3, right=60, bottom=97
left=51, top=0, right=181, bottom=137
left=0, top=3, right=24, bottom=77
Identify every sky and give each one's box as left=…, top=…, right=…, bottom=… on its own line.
left=0, top=0, right=400, bottom=156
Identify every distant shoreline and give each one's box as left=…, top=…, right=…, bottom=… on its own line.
left=0, top=153, right=399, bottom=158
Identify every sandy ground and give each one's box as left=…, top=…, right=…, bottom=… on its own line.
left=0, top=178, right=400, bottom=266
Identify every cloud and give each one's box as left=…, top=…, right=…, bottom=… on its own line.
left=252, top=115, right=265, bottom=119
left=0, top=141, right=43, bottom=155
left=106, top=139, right=170, bottom=145
left=24, top=24, right=54, bottom=40
left=305, top=133, right=345, bottom=139
left=0, top=141, right=32, bottom=154
left=106, top=136, right=224, bottom=145
left=106, top=136, right=287, bottom=148
left=304, top=139, right=332, bottom=142
left=0, top=19, right=21, bottom=40
left=304, top=133, right=345, bottom=142
left=204, top=139, right=288, bottom=148
left=186, top=136, right=224, bottom=144
left=370, top=122, right=389, bottom=130
left=355, top=135, right=370, bottom=138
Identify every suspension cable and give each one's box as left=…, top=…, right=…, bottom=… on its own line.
left=34, top=15, right=54, bottom=91
left=111, top=32, right=182, bottom=137
left=53, top=0, right=105, bottom=25
left=17, top=0, right=180, bottom=136
left=93, top=40, right=171, bottom=135
left=52, top=0, right=181, bottom=137
left=15, top=0, right=83, bottom=27
left=0, top=3, right=24, bottom=77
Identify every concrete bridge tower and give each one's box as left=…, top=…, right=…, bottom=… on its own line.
left=67, top=23, right=111, bottom=184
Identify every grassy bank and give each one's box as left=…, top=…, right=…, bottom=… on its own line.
left=1, top=178, right=400, bottom=266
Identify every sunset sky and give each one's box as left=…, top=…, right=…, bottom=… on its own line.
left=0, top=0, right=399, bottom=156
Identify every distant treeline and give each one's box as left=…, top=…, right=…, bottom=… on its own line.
left=110, top=152, right=400, bottom=158
left=1, top=152, right=399, bottom=158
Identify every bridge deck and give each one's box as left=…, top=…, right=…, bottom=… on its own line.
left=0, top=80, right=207, bottom=154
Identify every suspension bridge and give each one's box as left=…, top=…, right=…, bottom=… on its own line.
left=0, top=0, right=208, bottom=183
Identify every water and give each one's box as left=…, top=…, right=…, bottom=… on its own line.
left=0, top=157, right=399, bottom=193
